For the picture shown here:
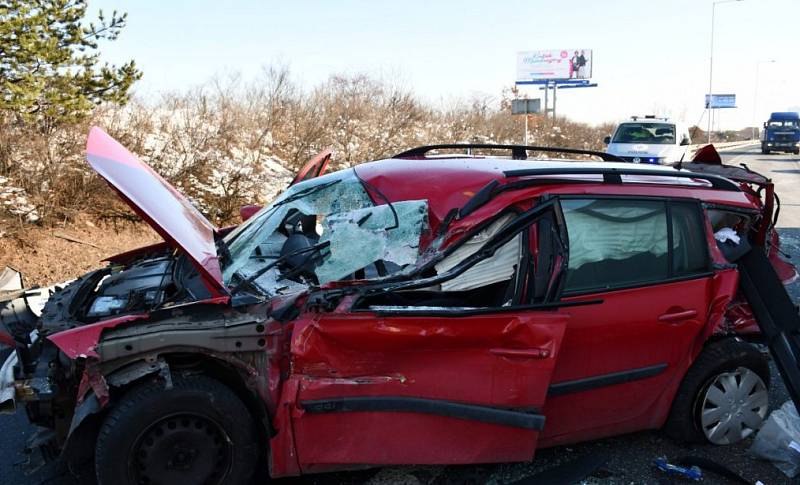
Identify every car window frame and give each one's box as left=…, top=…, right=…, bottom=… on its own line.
left=349, top=199, right=580, bottom=315
left=556, top=194, right=713, bottom=297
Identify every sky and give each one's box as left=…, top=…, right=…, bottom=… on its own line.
left=89, top=0, right=800, bottom=130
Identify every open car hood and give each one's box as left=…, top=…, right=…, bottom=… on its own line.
left=85, top=127, right=226, bottom=297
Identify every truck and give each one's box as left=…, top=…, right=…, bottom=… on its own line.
left=762, top=112, right=800, bottom=155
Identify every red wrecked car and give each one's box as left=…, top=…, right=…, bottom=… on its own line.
left=0, top=129, right=796, bottom=484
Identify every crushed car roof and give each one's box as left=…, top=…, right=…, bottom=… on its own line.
left=355, top=156, right=758, bottom=222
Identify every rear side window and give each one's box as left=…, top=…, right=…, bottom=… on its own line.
left=671, top=202, right=709, bottom=276
left=562, top=198, right=708, bottom=293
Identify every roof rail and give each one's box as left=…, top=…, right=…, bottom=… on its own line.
left=503, top=167, right=740, bottom=191
left=392, top=144, right=623, bottom=162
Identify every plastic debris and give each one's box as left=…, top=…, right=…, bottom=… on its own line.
left=654, top=457, right=702, bottom=481
left=750, top=400, right=800, bottom=477
left=715, top=227, right=741, bottom=244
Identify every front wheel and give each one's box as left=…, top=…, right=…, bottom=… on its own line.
left=664, top=338, right=770, bottom=445
left=95, top=374, right=259, bottom=485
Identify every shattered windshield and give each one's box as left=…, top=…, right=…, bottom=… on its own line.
left=222, top=169, right=428, bottom=295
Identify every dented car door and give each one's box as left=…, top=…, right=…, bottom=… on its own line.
left=284, top=311, right=567, bottom=470
left=276, top=201, right=572, bottom=471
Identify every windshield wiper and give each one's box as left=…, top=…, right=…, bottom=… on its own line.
left=230, top=240, right=331, bottom=295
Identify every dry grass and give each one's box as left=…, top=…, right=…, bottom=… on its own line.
left=0, top=218, right=159, bottom=287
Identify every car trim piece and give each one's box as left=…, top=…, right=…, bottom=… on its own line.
left=547, top=363, right=668, bottom=396
left=393, top=143, right=622, bottom=162
left=299, top=396, right=546, bottom=430
left=366, top=298, right=603, bottom=317
left=503, top=167, right=740, bottom=192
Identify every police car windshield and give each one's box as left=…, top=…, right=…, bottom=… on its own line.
left=612, top=123, right=676, bottom=144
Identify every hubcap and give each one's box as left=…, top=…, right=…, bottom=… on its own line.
left=700, top=367, right=768, bottom=445
left=130, top=413, right=232, bottom=485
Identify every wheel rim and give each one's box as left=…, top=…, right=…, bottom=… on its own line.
left=700, top=367, right=768, bottom=445
left=129, top=413, right=233, bottom=485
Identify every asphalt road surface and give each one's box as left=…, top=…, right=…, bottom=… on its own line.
left=3, top=144, right=800, bottom=485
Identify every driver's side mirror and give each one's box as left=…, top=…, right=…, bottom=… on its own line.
left=680, top=136, right=691, bottom=146
left=763, top=122, right=768, bottom=129
left=603, top=135, right=611, bottom=145
left=240, top=204, right=262, bottom=222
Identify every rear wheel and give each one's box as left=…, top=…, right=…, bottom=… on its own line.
left=95, top=374, right=259, bottom=485
left=664, top=338, right=770, bottom=445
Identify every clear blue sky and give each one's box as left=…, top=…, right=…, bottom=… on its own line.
left=91, top=0, right=800, bottom=129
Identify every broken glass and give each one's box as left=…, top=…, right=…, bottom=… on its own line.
left=221, top=169, right=429, bottom=293
left=315, top=200, right=429, bottom=284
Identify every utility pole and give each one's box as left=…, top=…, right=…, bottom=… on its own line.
left=708, top=0, right=743, bottom=143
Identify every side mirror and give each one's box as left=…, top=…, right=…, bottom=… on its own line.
left=763, top=122, right=768, bottom=129
left=603, top=135, right=611, bottom=145
left=239, top=204, right=262, bottom=222
left=680, top=136, right=691, bottom=146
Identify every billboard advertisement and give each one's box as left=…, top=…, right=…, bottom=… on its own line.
left=517, top=49, right=593, bottom=82
left=705, top=94, right=736, bottom=108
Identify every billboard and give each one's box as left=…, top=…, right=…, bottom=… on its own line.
left=705, top=94, right=736, bottom=109
left=517, top=49, right=593, bottom=82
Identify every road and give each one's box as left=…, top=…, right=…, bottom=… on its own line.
left=2, top=145, right=800, bottom=485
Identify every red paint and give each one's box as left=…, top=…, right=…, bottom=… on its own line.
left=692, top=144, right=723, bottom=164
left=48, top=314, right=149, bottom=359
left=239, top=204, right=262, bottom=222
left=290, top=149, right=332, bottom=186
left=269, top=312, right=567, bottom=476
left=86, top=127, right=226, bottom=297
left=0, top=330, right=14, bottom=347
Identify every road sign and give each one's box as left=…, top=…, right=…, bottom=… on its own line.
left=511, top=98, right=541, bottom=115
left=705, top=94, right=736, bottom=109
left=516, top=49, right=593, bottom=82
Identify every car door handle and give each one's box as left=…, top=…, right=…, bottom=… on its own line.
left=658, top=309, right=698, bottom=323
left=490, top=348, right=550, bottom=359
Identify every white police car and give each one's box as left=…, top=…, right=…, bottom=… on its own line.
left=604, top=116, right=692, bottom=164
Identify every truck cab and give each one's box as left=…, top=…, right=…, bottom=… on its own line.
left=603, top=116, right=692, bottom=165
left=762, top=112, right=800, bottom=155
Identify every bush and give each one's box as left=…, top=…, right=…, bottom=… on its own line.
left=0, top=67, right=613, bottom=227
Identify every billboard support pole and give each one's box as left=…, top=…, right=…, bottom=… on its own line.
left=543, top=81, right=549, bottom=119
left=523, top=115, right=528, bottom=145
left=552, top=84, right=558, bottom=120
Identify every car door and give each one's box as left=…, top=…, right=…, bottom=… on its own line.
left=289, top=148, right=332, bottom=186
left=279, top=201, right=571, bottom=471
left=538, top=196, right=717, bottom=443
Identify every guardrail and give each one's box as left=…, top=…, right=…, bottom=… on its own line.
left=688, top=140, right=758, bottom=156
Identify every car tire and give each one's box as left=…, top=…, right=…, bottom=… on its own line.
left=663, top=338, right=770, bottom=445
left=95, top=374, right=259, bottom=485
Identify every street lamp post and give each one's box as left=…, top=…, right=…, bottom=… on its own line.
left=707, top=0, right=743, bottom=143
left=752, top=60, right=776, bottom=140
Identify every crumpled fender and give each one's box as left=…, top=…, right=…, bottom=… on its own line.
left=48, top=313, right=150, bottom=359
